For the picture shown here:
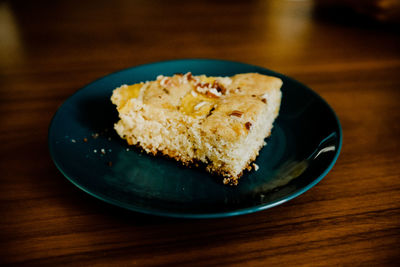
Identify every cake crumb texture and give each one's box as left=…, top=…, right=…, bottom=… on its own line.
left=111, top=72, right=282, bottom=185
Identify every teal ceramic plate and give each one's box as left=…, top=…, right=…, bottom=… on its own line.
left=48, top=59, right=342, bottom=218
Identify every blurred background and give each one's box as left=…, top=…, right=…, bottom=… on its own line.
left=1, top=1, right=400, bottom=265
left=1, top=0, right=399, bottom=75
left=1, top=0, right=399, bottom=140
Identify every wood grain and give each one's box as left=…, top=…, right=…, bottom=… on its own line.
left=1, top=0, right=399, bottom=265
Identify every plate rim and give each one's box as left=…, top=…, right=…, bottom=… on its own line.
left=48, top=58, right=343, bottom=219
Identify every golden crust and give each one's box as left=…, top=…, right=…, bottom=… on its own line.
left=230, top=73, right=282, bottom=96
left=112, top=72, right=282, bottom=184
left=201, top=95, right=266, bottom=142
left=142, top=75, right=193, bottom=108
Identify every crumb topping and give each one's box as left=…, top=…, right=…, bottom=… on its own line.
left=195, top=82, right=221, bottom=97
left=229, top=110, right=244, bottom=117
left=184, top=72, right=198, bottom=83
left=245, top=122, right=252, bottom=130
left=160, top=77, right=169, bottom=87
left=194, top=101, right=209, bottom=111
left=194, top=79, right=228, bottom=98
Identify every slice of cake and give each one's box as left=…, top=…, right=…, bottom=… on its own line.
left=111, top=72, right=282, bottom=185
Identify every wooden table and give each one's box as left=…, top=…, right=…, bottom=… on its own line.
left=1, top=0, right=399, bottom=265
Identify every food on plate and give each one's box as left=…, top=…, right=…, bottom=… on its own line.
left=111, top=72, right=282, bottom=185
